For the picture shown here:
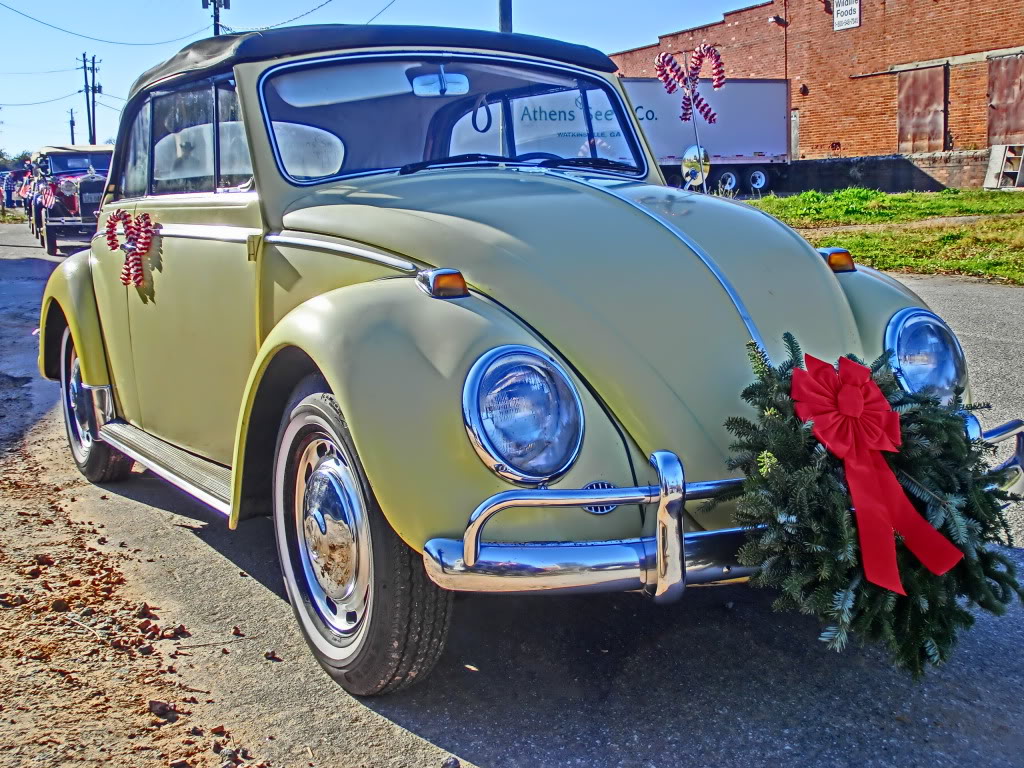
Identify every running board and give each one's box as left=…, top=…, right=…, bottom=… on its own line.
left=98, top=421, right=231, bottom=515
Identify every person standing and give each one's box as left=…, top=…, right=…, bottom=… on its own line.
left=2, top=171, right=17, bottom=210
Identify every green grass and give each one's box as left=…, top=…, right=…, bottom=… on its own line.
left=0, top=208, right=27, bottom=224
left=748, top=187, right=1024, bottom=228
left=806, top=219, right=1024, bottom=285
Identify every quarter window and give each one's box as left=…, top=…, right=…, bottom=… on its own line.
left=216, top=82, right=254, bottom=190
left=152, top=87, right=216, bottom=194
left=119, top=103, right=151, bottom=199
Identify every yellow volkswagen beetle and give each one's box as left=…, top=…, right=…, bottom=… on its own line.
left=38, top=25, right=1023, bottom=695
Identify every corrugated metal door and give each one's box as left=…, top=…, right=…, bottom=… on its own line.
left=989, top=55, right=1024, bottom=146
left=897, top=66, right=947, bottom=153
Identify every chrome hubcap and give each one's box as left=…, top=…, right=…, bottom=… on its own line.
left=294, top=438, right=372, bottom=639
left=66, top=356, right=93, bottom=458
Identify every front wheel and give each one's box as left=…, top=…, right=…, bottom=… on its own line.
left=60, top=329, right=135, bottom=482
left=273, top=379, right=452, bottom=696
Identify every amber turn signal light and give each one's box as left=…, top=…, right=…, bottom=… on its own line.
left=817, top=247, right=856, bottom=273
left=417, top=268, right=469, bottom=298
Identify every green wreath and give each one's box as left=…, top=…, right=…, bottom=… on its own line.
left=704, top=334, right=1022, bottom=676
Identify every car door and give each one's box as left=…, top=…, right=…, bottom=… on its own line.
left=127, top=79, right=262, bottom=465
left=91, top=102, right=150, bottom=427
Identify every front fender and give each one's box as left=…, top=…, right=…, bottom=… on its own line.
left=38, top=249, right=109, bottom=386
left=835, top=265, right=972, bottom=400
left=230, top=278, right=641, bottom=551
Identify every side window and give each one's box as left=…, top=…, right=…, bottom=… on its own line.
left=119, top=102, right=151, bottom=199
left=152, top=87, right=215, bottom=195
left=216, top=82, right=254, bottom=190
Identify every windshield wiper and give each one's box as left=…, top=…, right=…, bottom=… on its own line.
left=399, top=153, right=518, bottom=175
left=537, top=157, right=640, bottom=173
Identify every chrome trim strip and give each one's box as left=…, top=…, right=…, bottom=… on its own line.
left=264, top=234, right=417, bottom=272
left=566, top=177, right=770, bottom=355
left=462, top=344, right=586, bottom=488
left=97, top=427, right=230, bottom=516
left=157, top=223, right=261, bottom=243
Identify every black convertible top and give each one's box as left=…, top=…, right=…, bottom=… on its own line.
left=129, top=24, right=617, bottom=99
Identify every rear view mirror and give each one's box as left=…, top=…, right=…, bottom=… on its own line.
left=412, top=72, right=469, bottom=97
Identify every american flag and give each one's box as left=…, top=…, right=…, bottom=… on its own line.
left=40, top=185, right=56, bottom=209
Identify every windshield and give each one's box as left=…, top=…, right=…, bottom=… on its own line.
left=261, top=56, right=645, bottom=183
left=47, top=153, right=111, bottom=174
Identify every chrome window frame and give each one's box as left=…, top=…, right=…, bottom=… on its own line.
left=257, top=50, right=649, bottom=187
left=462, top=344, right=585, bottom=486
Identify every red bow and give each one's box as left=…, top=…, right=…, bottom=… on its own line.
left=791, top=355, right=963, bottom=594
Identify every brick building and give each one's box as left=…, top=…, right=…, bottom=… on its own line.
left=611, top=0, right=1024, bottom=168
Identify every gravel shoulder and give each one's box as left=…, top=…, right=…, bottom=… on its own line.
left=1, top=223, right=1022, bottom=768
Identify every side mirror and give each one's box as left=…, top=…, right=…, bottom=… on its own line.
left=680, top=145, right=710, bottom=191
left=412, top=72, right=470, bottom=97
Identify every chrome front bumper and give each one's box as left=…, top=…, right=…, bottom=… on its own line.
left=423, top=418, right=1023, bottom=604
left=423, top=451, right=748, bottom=604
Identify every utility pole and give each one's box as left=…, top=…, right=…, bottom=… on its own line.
left=80, top=53, right=93, bottom=145
left=69, top=109, right=76, bottom=143
left=499, top=0, right=512, bottom=32
left=89, top=56, right=100, bottom=144
left=203, top=0, right=230, bottom=36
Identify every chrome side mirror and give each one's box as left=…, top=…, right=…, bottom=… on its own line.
left=680, top=144, right=710, bottom=190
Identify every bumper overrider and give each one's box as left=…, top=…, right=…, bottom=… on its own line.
left=424, top=418, right=1024, bottom=603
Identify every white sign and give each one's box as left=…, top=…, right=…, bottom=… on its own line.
left=833, top=0, right=860, bottom=30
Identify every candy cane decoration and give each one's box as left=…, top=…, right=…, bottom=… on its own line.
left=105, top=209, right=159, bottom=287
left=655, top=45, right=726, bottom=124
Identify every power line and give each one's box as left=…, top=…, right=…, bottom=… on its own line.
left=366, top=0, right=399, bottom=24
left=0, top=67, right=79, bottom=75
left=0, top=2, right=211, bottom=46
left=220, top=0, right=338, bottom=33
left=0, top=90, right=82, bottom=106
left=100, top=93, right=127, bottom=101
left=95, top=99, right=122, bottom=112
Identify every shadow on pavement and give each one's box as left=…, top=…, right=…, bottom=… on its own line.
left=93, top=467, right=1024, bottom=768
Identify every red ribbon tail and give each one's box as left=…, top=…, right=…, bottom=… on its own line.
left=847, top=451, right=964, bottom=594
left=845, top=456, right=906, bottom=594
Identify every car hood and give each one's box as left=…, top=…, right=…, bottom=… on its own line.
left=282, top=170, right=865, bottom=484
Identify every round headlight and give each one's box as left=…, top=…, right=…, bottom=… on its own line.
left=59, top=179, right=78, bottom=196
left=885, top=307, right=967, bottom=404
left=463, top=345, right=584, bottom=484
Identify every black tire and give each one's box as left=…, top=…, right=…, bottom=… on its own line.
left=60, top=329, right=135, bottom=483
left=744, top=165, right=772, bottom=195
left=28, top=204, right=35, bottom=234
left=273, top=376, right=452, bottom=696
left=41, top=224, right=58, bottom=256
left=708, top=167, right=741, bottom=195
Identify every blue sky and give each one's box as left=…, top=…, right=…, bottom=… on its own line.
left=0, top=0, right=741, bottom=155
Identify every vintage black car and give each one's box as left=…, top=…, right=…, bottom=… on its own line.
left=27, top=145, right=112, bottom=255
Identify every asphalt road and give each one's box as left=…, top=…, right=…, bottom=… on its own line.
left=2, top=221, right=1022, bottom=768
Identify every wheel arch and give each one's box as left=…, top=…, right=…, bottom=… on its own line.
left=228, top=278, right=641, bottom=550
left=38, top=251, right=110, bottom=387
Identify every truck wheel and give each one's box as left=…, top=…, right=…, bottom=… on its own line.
left=60, top=329, right=135, bottom=483
left=273, top=377, right=452, bottom=696
left=28, top=206, right=35, bottom=234
left=708, top=168, right=740, bottom=195
left=745, top=166, right=772, bottom=195
left=41, top=225, right=58, bottom=256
